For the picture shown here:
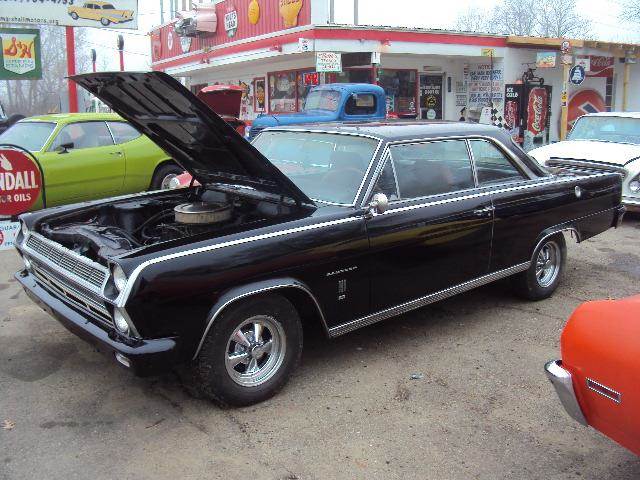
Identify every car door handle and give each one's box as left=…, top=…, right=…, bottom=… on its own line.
left=473, top=206, right=494, bottom=217
left=109, top=151, right=122, bottom=156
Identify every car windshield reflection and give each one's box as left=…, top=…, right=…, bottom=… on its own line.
left=569, top=116, right=640, bottom=145
left=252, top=131, right=379, bottom=205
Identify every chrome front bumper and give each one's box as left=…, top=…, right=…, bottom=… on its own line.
left=544, top=360, right=588, bottom=426
left=622, top=196, right=640, bottom=213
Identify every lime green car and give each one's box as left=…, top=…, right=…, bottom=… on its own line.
left=0, top=113, right=181, bottom=210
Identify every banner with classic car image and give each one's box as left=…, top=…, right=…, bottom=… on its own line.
left=0, top=0, right=138, bottom=29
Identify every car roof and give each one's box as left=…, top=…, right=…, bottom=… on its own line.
left=264, top=121, right=503, bottom=142
left=20, top=112, right=124, bottom=124
left=583, top=112, right=640, bottom=119
left=312, top=83, right=385, bottom=93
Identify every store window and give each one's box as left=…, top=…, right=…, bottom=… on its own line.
left=269, top=71, right=297, bottom=113
left=333, top=68, right=373, bottom=84
left=378, top=69, right=417, bottom=117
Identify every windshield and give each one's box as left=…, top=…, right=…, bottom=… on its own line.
left=569, top=116, right=640, bottom=145
left=253, top=131, right=379, bottom=204
left=0, top=121, right=56, bottom=151
left=302, top=90, right=341, bottom=112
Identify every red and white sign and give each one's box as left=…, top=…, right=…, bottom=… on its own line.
left=588, top=56, right=614, bottom=78
left=0, top=221, right=20, bottom=250
left=527, top=87, right=548, bottom=136
left=0, top=148, right=42, bottom=216
left=567, top=89, right=606, bottom=132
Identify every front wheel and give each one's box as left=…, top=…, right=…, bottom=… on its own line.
left=100, top=17, right=111, bottom=26
left=70, top=12, right=79, bottom=20
left=193, top=295, right=303, bottom=406
left=512, top=233, right=566, bottom=300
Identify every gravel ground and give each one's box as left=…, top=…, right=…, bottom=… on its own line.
left=1, top=219, right=639, bottom=480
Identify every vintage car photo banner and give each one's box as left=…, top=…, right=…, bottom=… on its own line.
left=0, top=1, right=138, bottom=30
left=0, top=28, right=41, bottom=80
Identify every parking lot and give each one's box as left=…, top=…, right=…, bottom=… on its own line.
left=0, top=219, right=638, bottom=480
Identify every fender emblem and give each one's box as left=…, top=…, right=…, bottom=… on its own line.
left=587, top=378, right=621, bottom=404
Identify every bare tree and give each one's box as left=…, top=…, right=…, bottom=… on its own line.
left=1, top=25, right=90, bottom=116
left=453, top=0, right=590, bottom=38
left=453, top=7, right=493, bottom=33
left=537, top=0, right=589, bottom=38
left=620, top=0, right=640, bottom=22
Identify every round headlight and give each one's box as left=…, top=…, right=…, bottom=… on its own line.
left=112, top=265, right=128, bottom=292
left=113, top=309, right=129, bottom=334
left=168, top=176, right=181, bottom=189
left=629, top=180, right=640, bottom=193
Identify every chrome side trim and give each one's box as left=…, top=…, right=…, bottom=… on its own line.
left=116, top=216, right=362, bottom=307
left=192, top=283, right=328, bottom=359
left=544, top=360, right=588, bottom=426
left=587, top=378, right=622, bottom=404
left=328, top=262, right=529, bottom=337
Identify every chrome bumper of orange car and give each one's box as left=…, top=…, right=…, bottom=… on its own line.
left=544, top=360, right=588, bottom=426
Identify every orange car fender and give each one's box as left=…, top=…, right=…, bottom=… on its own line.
left=561, top=295, right=640, bottom=455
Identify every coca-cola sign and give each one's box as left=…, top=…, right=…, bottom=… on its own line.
left=588, top=56, right=614, bottom=77
left=527, top=87, right=548, bottom=136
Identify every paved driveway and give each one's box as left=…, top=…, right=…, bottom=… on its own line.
left=1, top=220, right=639, bottom=479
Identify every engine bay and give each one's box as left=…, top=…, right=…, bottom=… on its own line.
left=38, top=188, right=296, bottom=264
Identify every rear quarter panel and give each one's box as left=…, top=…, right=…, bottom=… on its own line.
left=562, top=296, right=640, bottom=455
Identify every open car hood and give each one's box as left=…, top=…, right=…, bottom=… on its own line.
left=71, top=72, right=312, bottom=205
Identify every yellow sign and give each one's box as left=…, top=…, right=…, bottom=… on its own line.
left=481, top=48, right=495, bottom=57
left=561, top=90, right=568, bottom=106
left=248, top=0, right=260, bottom=25
left=279, top=0, right=303, bottom=27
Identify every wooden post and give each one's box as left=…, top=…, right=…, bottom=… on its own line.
left=560, top=62, right=569, bottom=140
left=622, top=60, right=630, bottom=112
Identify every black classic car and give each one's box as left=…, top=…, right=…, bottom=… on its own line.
left=15, top=72, right=625, bottom=406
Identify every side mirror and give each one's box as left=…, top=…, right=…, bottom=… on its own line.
left=56, top=142, right=74, bottom=154
left=368, top=193, right=389, bottom=216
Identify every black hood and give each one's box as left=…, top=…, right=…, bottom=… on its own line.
left=71, top=72, right=312, bottom=205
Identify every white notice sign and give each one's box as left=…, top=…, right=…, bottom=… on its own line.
left=316, top=52, right=342, bottom=73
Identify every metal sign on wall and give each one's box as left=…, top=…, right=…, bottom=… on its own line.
left=0, top=1, right=139, bottom=29
left=0, top=28, right=41, bottom=80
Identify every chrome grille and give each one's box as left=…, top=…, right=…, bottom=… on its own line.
left=547, top=159, right=627, bottom=179
left=25, top=234, right=107, bottom=289
left=30, top=259, right=112, bottom=327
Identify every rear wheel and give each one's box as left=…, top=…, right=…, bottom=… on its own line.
left=193, top=295, right=303, bottom=406
left=100, top=17, right=111, bottom=26
left=70, top=12, right=79, bottom=20
left=512, top=233, right=566, bottom=300
left=150, top=163, right=183, bottom=190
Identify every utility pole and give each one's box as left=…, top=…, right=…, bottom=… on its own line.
left=354, top=0, right=358, bottom=25
left=65, top=26, right=78, bottom=113
left=160, top=0, right=164, bottom=24
left=117, top=35, right=125, bottom=72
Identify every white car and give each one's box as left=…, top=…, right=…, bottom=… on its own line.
left=529, top=112, right=640, bottom=212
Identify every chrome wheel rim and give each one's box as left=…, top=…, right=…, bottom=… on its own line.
left=160, top=173, right=178, bottom=189
left=225, top=315, right=286, bottom=387
left=535, top=240, right=561, bottom=288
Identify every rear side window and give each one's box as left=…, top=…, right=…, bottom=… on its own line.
left=372, top=158, right=399, bottom=200
left=345, top=94, right=377, bottom=115
left=469, top=140, right=525, bottom=185
left=49, top=121, right=114, bottom=151
left=390, top=140, right=475, bottom=199
left=108, top=122, right=141, bottom=144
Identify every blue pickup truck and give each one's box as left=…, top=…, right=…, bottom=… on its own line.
left=247, top=83, right=387, bottom=140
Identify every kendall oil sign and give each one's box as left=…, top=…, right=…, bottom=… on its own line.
left=0, top=148, right=42, bottom=216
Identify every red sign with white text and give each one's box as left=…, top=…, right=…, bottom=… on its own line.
left=0, top=148, right=42, bottom=215
left=527, top=87, right=548, bottom=136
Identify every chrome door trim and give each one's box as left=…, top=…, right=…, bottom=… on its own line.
left=327, top=262, right=530, bottom=337
left=192, top=282, right=328, bottom=359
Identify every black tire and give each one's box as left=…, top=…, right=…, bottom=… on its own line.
left=100, top=17, right=110, bottom=26
left=512, top=233, right=567, bottom=301
left=70, top=12, right=79, bottom=20
left=150, top=163, right=182, bottom=190
left=192, top=294, right=303, bottom=407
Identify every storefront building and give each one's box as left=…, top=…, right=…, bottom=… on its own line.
left=150, top=0, right=640, bottom=147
